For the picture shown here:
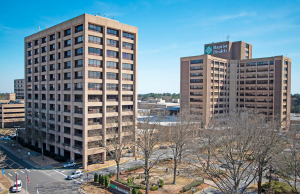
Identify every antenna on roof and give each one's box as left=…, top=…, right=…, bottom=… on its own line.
left=226, top=35, right=230, bottom=41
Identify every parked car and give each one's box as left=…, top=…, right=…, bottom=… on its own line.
left=12, top=180, right=22, bottom=192
left=3, top=137, right=11, bottom=140
left=67, top=170, right=83, bottom=180
left=63, top=161, right=76, bottom=168
left=11, top=133, right=16, bottom=137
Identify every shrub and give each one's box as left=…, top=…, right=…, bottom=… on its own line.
left=105, top=176, right=110, bottom=188
left=94, top=173, right=98, bottom=182
left=108, top=172, right=115, bottom=178
left=160, top=158, right=172, bottom=162
left=159, top=179, right=164, bottom=188
left=98, top=174, right=103, bottom=185
left=102, top=175, right=106, bottom=185
left=262, top=181, right=294, bottom=194
left=125, top=165, right=145, bottom=172
left=151, top=186, right=158, bottom=191
left=132, top=188, right=142, bottom=194
left=140, top=186, right=146, bottom=190
left=136, top=175, right=140, bottom=179
left=182, top=180, right=204, bottom=192
left=115, top=179, right=141, bottom=189
left=128, top=177, right=133, bottom=184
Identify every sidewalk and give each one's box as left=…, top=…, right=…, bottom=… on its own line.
left=0, top=142, right=40, bottom=169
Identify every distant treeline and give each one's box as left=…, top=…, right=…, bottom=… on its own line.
left=138, top=93, right=180, bottom=101
left=0, top=94, right=6, bottom=100
left=292, top=94, right=300, bottom=113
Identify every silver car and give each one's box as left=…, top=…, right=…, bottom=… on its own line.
left=67, top=170, right=83, bottom=180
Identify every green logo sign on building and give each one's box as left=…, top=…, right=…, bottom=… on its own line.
left=205, top=46, right=213, bottom=54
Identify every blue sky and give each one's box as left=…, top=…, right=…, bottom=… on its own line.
left=0, top=0, right=300, bottom=94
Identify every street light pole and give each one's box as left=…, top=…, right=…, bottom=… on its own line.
left=14, top=126, right=20, bottom=147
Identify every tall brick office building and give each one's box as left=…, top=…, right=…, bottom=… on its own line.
left=24, top=14, right=138, bottom=169
left=181, top=41, right=291, bottom=127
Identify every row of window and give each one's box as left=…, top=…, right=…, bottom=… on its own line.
left=27, top=83, right=134, bottom=92
left=27, top=72, right=133, bottom=82
left=88, top=24, right=135, bottom=40
left=28, top=94, right=133, bottom=103
left=27, top=25, right=84, bottom=48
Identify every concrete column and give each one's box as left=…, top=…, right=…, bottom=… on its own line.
left=71, top=151, right=75, bottom=162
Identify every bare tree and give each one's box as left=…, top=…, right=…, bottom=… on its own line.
left=105, top=116, right=133, bottom=180
left=195, top=110, right=267, bottom=194
left=0, top=150, right=6, bottom=169
left=275, top=125, right=300, bottom=194
left=133, top=108, right=168, bottom=194
left=252, top=119, right=283, bottom=194
left=164, top=109, right=201, bottom=184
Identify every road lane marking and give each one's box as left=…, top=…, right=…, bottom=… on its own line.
left=61, top=170, right=65, bottom=173
left=53, top=170, right=67, bottom=177
left=26, top=169, right=30, bottom=172
left=32, top=168, right=36, bottom=171
left=8, top=173, right=12, bottom=177
left=20, top=170, right=24, bottom=173
left=14, top=172, right=18, bottom=175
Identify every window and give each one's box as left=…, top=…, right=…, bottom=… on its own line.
left=88, top=47, right=102, bottom=56
left=107, top=95, right=118, bottom=101
left=64, top=94, right=71, bottom=102
left=122, top=105, right=133, bottom=112
left=75, top=24, right=83, bottom=33
left=42, top=56, right=46, bottom=62
left=75, top=36, right=83, bottom=44
left=64, top=39, right=71, bottom=47
left=122, top=95, right=133, bottom=101
left=88, top=95, right=102, bottom=102
left=75, top=95, right=83, bottom=102
left=88, top=35, right=101, bottom=44
left=107, top=50, right=118, bottom=58
left=74, top=83, right=83, bottom=90
left=42, top=46, right=46, bottom=53
left=107, top=106, right=118, bottom=113
left=27, top=51, right=32, bottom=57
left=75, top=106, right=83, bottom=114
left=191, top=59, right=203, bottom=64
left=42, top=37, right=46, bottom=43
left=122, top=63, right=133, bottom=70
left=50, top=64, right=55, bottom=71
left=88, top=71, right=102, bottom=79
left=75, top=59, right=83, bottom=67
left=27, top=59, right=32, bottom=65
left=107, top=39, right=118, bottom=47
left=107, top=28, right=118, bottom=36
left=64, top=28, right=71, bottom=36
left=107, top=72, right=118, bottom=80
left=246, top=44, right=249, bottom=49
left=50, top=44, right=55, bottom=51
left=57, top=31, right=61, bottom=38
left=284, top=61, right=288, bottom=65
left=122, top=42, right=134, bottom=50
left=64, top=83, right=71, bottom=90
left=27, top=42, right=32, bottom=48
left=49, top=34, right=55, bottom=41
left=107, top=61, right=118, bottom=69
left=75, top=48, right=83, bottom=56
left=34, top=49, right=39, bottom=55
left=88, top=23, right=102, bottom=33
left=64, top=50, right=71, bottom=58
left=50, top=54, right=55, bottom=61
left=122, top=73, right=133, bottom=81
left=34, top=67, right=39, bottom=73
left=107, top=83, right=118, bottom=91
left=190, top=66, right=203, bottom=70
left=122, top=53, right=134, bottom=60
left=122, top=84, right=133, bottom=91
left=190, top=72, right=203, bottom=77
left=88, top=83, right=102, bottom=90
left=190, top=79, right=203, bottom=83
left=257, top=61, right=268, bottom=66
left=64, top=72, right=71, bottom=80
left=190, top=85, right=203, bottom=89
left=123, top=32, right=134, bottom=40
left=64, top=62, right=71, bottom=69
left=88, top=59, right=101, bottom=67
left=88, top=118, right=101, bottom=125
